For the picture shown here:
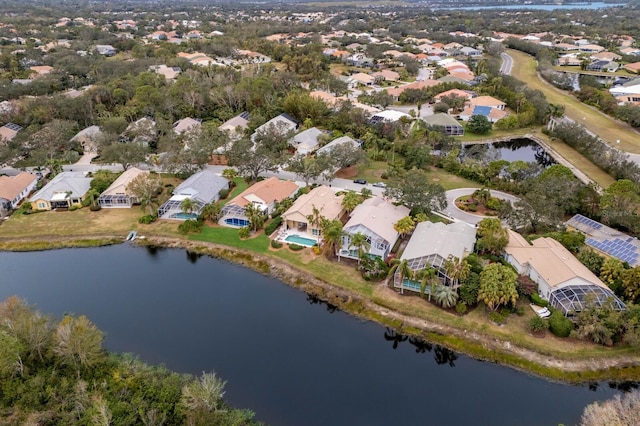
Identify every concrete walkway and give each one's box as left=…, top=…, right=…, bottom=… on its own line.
left=441, top=188, right=519, bottom=225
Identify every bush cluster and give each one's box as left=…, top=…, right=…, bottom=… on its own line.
left=549, top=310, right=573, bottom=338
left=271, top=240, right=283, bottom=249
left=138, top=214, right=157, bottom=224
left=289, top=243, right=304, bottom=251
left=264, top=217, right=283, bottom=235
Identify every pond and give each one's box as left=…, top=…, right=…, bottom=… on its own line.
left=461, top=137, right=556, bottom=167
left=0, top=245, right=632, bottom=425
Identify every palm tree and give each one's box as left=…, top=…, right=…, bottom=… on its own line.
left=200, top=202, right=222, bottom=222
left=321, top=219, right=344, bottom=258
left=433, top=284, right=458, bottom=309
left=444, top=256, right=471, bottom=289
left=361, top=188, right=372, bottom=199
left=244, top=202, right=265, bottom=232
left=415, top=267, right=438, bottom=301
left=341, top=191, right=363, bottom=214
left=393, top=216, right=416, bottom=239
left=306, top=205, right=325, bottom=237
left=388, top=258, right=413, bottom=295
left=180, top=198, right=196, bottom=217
left=349, top=232, right=371, bottom=264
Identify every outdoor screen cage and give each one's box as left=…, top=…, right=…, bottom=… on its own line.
left=548, top=285, right=626, bottom=316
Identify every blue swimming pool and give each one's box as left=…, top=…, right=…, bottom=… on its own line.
left=170, top=212, right=198, bottom=220
left=225, top=217, right=250, bottom=227
left=285, top=234, right=318, bottom=247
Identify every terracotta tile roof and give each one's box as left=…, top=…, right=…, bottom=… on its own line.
left=0, top=172, right=36, bottom=201
left=230, top=177, right=299, bottom=208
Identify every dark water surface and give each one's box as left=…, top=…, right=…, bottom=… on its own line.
left=0, top=245, right=625, bottom=425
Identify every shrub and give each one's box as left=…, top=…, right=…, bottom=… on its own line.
left=218, top=188, right=230, bottom=199
left=238, top=227, right=250, bottom=239
left=312, top=245, right=322, bottom=255
left=489, top=311, right=506, bottom=325
left=549, top=311, right=573, bottom=338
left=178, top=219, right=203, bottom=234
left=530, top=293, right=549, bottom=307
left=68, top=205, right=78, bottom=211
left=358, top=256, right=390, bottom=281
left=289, top=243, right=304, bottom=251
left=455, top=302, right=468, bottom=315
left=264, top=217, right=283, bottom=235
left=467, top=203, right=478, bottom=212
left=89, top=204, right=102, bottom=211
left=529, top=316, right=549, bottom=334
left=138, top=214, right=157, bottom=224
left=380, top=172, right=389, bottom=180
left=485, top=197, right=502, bottom=211
left=271, top=240, right=283, bottom=249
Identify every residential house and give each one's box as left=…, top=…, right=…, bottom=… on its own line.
left=98, top=167, right=148, bottom=208
left=434, top=89, right=474, bottom=103
left=423, top=113, right=464, bottom=136
left=316, top=135, right=360, bottom=156
left=71, top=125, right=103, bottom=153
left=591, top=51, right=622, bottom=62
left=370, top=110, right=411, bottom=124
left=149, top=64, right=181, bottom=80
left=557, top=55, right=582, bottom=66
left=0, top=172, right=37, bottom=217
left=350, top=72, right=376, bottom=87
left=29, top=65, right=54, bottom=78
left=281, top=185, right=344, bottom=243
left=0, top=123, right=22, bottom=143
left=29, top=172, right=92, bottom=211
left=173, top=117, right=202, bottom=135
left=309, top=91, right=348, bottom=109
left=504, top=229, right=625, bottom=315
left=468, top=95, right=506, bottom=110
left=386, top=79, right=441, bottom=102
left=220, top=177, right=299, bottom=228
left=218, top=111, right=250, bottom=139
left=460, top=46, right=481, bottom=56
left=289, top=127, right=323, bottom=155
left=585, top=60, right=619, bottom=72
left=623, top=62, right=640, bottom=74
left=372, top=69, right=400, bottom=83
left=459, top=105, right=508, bottom=123
left=95, top=45, right=117, bottom=56
left=340, top=197, right=409, bottom=260
left=121, top=117, right=157, bottom=147
left=393, top=221, right=476, bottom=294
left=251, top=113, right=298, bottom=143
left=579, top=44, right=605, bottom=53
left=158, top=170, right=229, bottom=220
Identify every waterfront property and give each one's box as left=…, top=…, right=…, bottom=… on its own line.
left=98, top=167, right=148, bottom=208
left=29, top=172, right=92, bottom=211
left=340, top=197, right=409, bottom=260
left=393, top=221, right=476, bottom=293
left=0, top=171, right=38, bottom=217
left=504, top=230, right=626, bottom=316
left=158, top=170, right=228, bottom=220
left=280, top=185, right=344, bottom=244
left=220, top=177, right=299, bottom=228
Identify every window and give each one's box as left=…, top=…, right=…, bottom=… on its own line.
left=38, top=202, right=45, bottom=209
left=312, top=229, right=319, bottom=236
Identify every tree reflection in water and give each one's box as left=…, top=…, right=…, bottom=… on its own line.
left=384, top=329, right=458, bottom=367
left=186, top=250, right=202, bottom=264
left=306, top=294, right=338, bottom=313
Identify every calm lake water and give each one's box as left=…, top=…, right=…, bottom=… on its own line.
left=0, top=245, right=629, bottom=425
left=434, top=2, right=626, bottom=11
left=461, top=137, right=556, bottom=166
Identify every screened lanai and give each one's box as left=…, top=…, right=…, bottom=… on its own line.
left=549, top=285, right=626, bottom=316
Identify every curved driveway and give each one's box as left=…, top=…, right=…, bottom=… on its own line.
left=441, top=188, right=519, bottom=225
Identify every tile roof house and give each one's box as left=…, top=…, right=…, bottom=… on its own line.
left=281, top=185, right=345, bottom=244
left=434, top=89, right=474, bottom=103
left=393, top=221, right=476, bottom=294
left=158, top=170, right=229, bottom=220
left=468, top=95, right=506, bottom=110
left=340, top=196, right=409, bottom=261
left=0, top=123, right=22, bottom=143
left=173, top=117, right=202, bottom=135
left=316, top=135, right=360, bottom=156
left=251, top=113, right=298, bottom=143
left=372, top=69, right=400, bottom=82
left=218, top=111, right=250, bottom=139
left=289, top=127, right=323, bottom=155
left=459, top=105, right=508, bottom=123
left=71, top=125, right=103, bottom=153
left=423, top=114, right=464, bottom=136
left=386, top=80, right=441, bottom=101
left=624, top=62, right=640, bottom=74
left=220, top=177, right=299, bottom=228
left=504, top=230, right=625, bottom=315
left=29, top=172, right=92, bottom=211
left=350, top=72, right=376, bottom=86
left=149, top=64, right=181, bottom=80
left=0, top=171, right=37, bottom=217
left=98, top=167, right=148, bottom=208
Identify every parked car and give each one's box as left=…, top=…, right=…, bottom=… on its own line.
left=353, top=179, right=367, bottom=185
left=372, top=182, right=386, bottom=188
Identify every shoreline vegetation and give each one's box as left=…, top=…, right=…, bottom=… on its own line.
left=2, top=230, right=640, bottom=384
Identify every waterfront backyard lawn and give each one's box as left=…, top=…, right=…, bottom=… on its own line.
left=190, top=225, right=270, bottom=252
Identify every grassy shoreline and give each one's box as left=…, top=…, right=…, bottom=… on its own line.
left=3, top=226, right=640, bottom=384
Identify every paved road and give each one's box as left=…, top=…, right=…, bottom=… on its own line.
left=442, top=188, right=519, bottom=225
left=500, top=52, right=513, bottom=75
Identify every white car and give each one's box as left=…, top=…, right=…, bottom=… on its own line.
left=537, top=307, right=551, bottom=318
left=372, top=182, right=386, bottom=188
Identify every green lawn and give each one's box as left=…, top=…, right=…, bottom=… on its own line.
left=355, top=161, right=480, bottom=190
left=220, top=178, right=248, bottom=206
left=190, top=225, right=269, bottom=252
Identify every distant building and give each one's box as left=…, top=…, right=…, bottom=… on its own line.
left=423, top=114, right=464, bottom=136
